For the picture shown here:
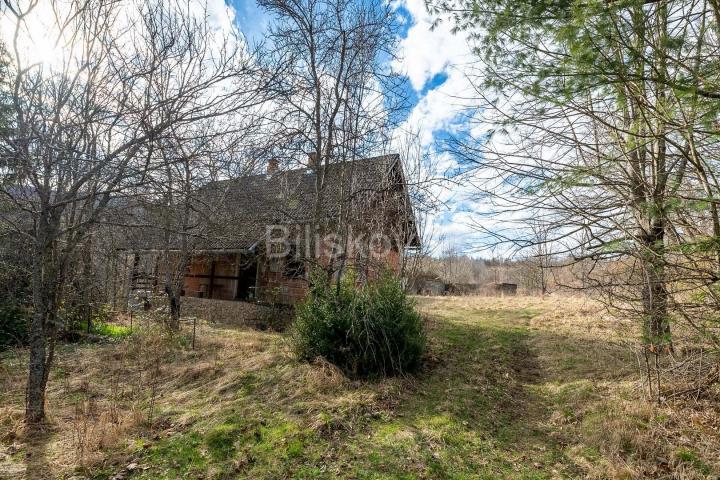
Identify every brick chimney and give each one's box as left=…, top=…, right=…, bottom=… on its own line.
left=267, top=158, right=279, bottom=174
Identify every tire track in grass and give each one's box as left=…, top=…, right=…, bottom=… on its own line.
left=346, top=299, right=582, bottom=479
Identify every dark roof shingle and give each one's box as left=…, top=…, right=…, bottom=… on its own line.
left=200, top=154, right=404, bottom=250
left=127, top=154, right=418, bottom=252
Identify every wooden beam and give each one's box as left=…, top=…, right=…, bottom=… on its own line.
left=208, top=260, right=216, bottom=299
left=234, top=253, right=242, bottom=300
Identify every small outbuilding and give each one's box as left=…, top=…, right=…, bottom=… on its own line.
left=490, top=283, right=518, bottom=296
left=409, top=273, right=446, bottom=296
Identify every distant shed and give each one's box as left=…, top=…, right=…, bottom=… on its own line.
left=491, top=283, right=518, bottom=296
left=409, top=274, right=446, bottom=296
left=445, top=283, right=482, bottom=296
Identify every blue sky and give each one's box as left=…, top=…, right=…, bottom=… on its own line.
left=228, top=0, right=269, bottom=41
left=226, top=0, right=482, bottom=254
left=228, top=0, right=450, bottom=122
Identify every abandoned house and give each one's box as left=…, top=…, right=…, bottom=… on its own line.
left=123, top=154, right=419, bottom=305
left=408, top=273, right=446, bottom=296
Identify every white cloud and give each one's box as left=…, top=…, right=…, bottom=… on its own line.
left=205, top=0, right=238, bottom=33
left=391, top=1, right=537, bottom=258
left=392, top=0, right=478, bottom=150
left=393, top=0, right=468, bottom=91
left=391, top=0, right=492, bottom=254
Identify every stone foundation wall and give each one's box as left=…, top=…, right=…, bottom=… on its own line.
left=181, top=297, right=289, bottom=329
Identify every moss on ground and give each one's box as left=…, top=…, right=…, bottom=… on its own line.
left=2, top=297, right=718, bottom=479
left=92, top=322, right=132, bottom=339
left=114, top=302, right=579, bottom=479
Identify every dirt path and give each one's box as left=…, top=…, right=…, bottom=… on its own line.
left=5, top=296, right=715, bottom=479
left=355, top=297, right=585, bottom=478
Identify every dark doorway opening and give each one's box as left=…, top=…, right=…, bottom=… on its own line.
left=235, top=255, right=258, bottom=300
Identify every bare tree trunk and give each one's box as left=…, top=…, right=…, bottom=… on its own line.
left=26, top=227, right=58, bottom=423
left=26, top=311, right=48, bottom=423
left=165, top=284, right=182, bottom=331
left=640, top=225, right=670, bottom=347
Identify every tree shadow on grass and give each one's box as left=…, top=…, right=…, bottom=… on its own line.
left=344, top=309, right=635, bottom=478
left=22, top=427, right=54, bottom=480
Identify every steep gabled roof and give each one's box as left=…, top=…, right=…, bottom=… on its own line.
left=128, top=154, right=419, bottom=252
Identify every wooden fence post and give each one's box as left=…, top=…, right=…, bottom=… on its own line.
left=192, top=316, right=197, bottom=350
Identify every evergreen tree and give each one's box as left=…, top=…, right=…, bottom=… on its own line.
left=432, top=0, right=720, bottom=401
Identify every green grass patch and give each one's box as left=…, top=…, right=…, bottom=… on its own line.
left=675, top=448, right=713, bottom=475
left=76, top=297, right=718, bottom=480
left=92, top=322, right=132, bottom=338
left=205, top=423, right=243, bottom=460
left=129, top=412, right=324, bottom=479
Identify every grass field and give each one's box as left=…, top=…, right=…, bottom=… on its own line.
left=1, top=296, right=718, bottom=479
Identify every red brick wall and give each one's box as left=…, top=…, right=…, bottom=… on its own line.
left=178, top=246, right=403, bottom=306
left=255, top=257, right=309, bottom=304
left=255, top=246, right=402, bottom=305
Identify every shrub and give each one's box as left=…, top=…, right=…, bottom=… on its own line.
left=291, top=271, right=425, bottom=377
left=0, top=302, right=29, bottom=349
left=64, top=302, right=116, bottom=335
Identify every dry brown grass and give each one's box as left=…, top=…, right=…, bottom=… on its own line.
left=415, top=295, right=720, bottom=478
left=503, top=296, right=719, bottom=479
left=1, top=296, right=719, bottom=479
left=0, top=319, right=245, bottom=478
left=0, top=313, right=406, bottom=479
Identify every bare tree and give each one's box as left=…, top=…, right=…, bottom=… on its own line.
left=259, top=0, right=401, bottom=269
left=393, top=131, right=445, bottom=283
left=150, top=123, right=264, bottom=330
left=525, top=217, right=552, bottom=295
left=432, top=0, right=720, bottom=401
left=0, top=0, right=267, bottom=424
